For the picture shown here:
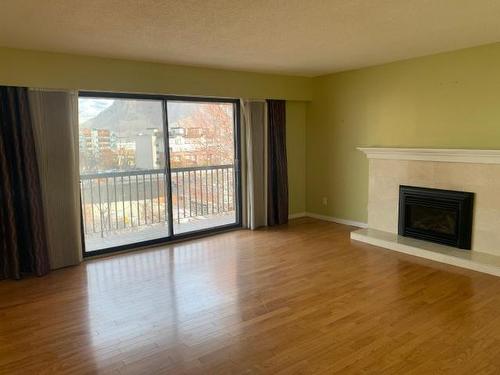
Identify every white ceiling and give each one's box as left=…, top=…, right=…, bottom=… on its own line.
left=1, top=0, right=500, bottom=77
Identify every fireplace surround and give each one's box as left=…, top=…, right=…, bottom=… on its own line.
left=351, top=147, right=500, bottom=277
left=398, top=186, right=474, bottom=249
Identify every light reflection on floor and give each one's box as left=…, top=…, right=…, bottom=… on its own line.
left=85, top=212, right=236, bottom=252
left=85, top=233, right=241, bottom=363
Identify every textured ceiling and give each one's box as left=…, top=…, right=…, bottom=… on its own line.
left=1, top=0, right=500, bottom=76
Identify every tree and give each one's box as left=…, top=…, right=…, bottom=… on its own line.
left=172, top=103, right=234, bottom=167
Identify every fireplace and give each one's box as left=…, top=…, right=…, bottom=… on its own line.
left=398, top=186, right=474, bottom=249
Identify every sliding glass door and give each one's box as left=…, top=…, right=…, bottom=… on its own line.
left=78, top=94, right=240, bottom=255
left=167, top=100, right=238, bottom=234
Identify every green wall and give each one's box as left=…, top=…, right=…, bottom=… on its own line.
left=286, top=101, right=307, bottom=214
left=0, top=47, right=309, bottom=215
left=307, top=42, right=500, bottom=223
left=8, top=42, right=500, bottom=223
left=0, top=47, right=311, bottom=100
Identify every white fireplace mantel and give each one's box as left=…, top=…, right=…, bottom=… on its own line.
left=358, top=147, right=500, bottom=164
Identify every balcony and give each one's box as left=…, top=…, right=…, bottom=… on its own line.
left=80, top=164, right=237, bottom=252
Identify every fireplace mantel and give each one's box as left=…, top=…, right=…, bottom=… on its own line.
left=358, top=147, right=500, bottom=164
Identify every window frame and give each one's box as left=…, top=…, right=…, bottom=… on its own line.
left=79, top=91, right=242, bottom=258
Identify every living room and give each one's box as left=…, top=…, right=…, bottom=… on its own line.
left=1, top=1, right=500, bottom=373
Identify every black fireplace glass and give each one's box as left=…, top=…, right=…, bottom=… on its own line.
left=408, top=205, right=457, bottom=235
left=398, top=186, right=474, bottom=249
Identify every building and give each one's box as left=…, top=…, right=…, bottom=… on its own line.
left=79, top=128, right=117, bottom=172
left=135, top=128, right=164, bottom=169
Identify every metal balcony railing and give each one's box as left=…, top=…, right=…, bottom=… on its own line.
left=80, top=164, right=235, bottom=236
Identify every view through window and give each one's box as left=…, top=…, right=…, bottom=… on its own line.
left=79, top=95, right=239, bottom=253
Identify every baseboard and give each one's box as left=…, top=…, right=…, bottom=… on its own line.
left=305, top=212, right=368, bottom=228
left=286, top=211, right=368, bottom=228
left=288, top=212, right=307, bottom=219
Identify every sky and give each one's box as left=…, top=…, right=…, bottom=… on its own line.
left=78, top=98, right=114, bottom=123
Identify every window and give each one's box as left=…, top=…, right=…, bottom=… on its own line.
left=78, top=93, right=241, bottom=255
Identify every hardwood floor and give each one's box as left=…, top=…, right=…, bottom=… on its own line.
left=2, top=217, right=500, bottom=374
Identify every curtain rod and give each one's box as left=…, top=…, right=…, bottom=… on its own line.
left=242, top=99, right=267, bottom=103
left=28, top=88, right=77, bottom=93
left=27, top=88, right=267, bottom=101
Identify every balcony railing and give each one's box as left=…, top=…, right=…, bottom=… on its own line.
left=80, top=164, right=235, bottom=236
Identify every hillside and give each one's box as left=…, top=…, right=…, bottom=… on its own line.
left=81, top=99, right=195, bottom=138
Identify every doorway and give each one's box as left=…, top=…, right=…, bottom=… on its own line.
left=78, top=93, right=241, bottom=255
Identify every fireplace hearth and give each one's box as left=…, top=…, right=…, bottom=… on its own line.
left=398, top=186, right=474, bottom=249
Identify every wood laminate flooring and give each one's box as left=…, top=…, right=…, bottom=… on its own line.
left=1, top=218, right=500, bottom=374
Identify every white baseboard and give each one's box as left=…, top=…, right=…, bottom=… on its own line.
left=288, top=212, right=307, bottom=219
left=287, top=211, right=367, bottom=228
left=305, top=212, right=368, bottom=228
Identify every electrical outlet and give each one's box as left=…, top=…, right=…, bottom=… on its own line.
left=322, top=197, right=328, bottom=206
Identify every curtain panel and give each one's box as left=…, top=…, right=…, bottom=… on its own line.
left=29, top=89, right=82, bottom=269
left=267, top=100, right=289, bottom=226
left=240, top=100, right=268, bottom=229
left=0, top=86, right=50, bottom=280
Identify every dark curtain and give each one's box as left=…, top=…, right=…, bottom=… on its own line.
left=0, top=86, right=49, bottom=280
left=267, top=100, right=289, bottom=226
